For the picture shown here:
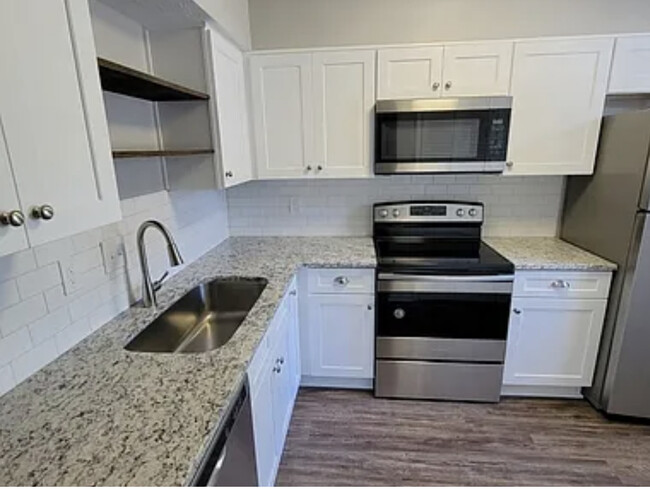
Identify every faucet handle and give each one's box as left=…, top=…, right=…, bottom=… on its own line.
left=152, top=271, right=169, bottom=291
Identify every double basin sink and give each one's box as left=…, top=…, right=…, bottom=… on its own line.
left=125, top=277, right=268, bottom=353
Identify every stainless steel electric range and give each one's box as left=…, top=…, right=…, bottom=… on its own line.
left=373, top=201, right=514, bottom=402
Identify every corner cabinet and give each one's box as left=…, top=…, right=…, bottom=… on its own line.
left=506, top=38, right=614, bottom=176
left=249, top=50, right=375, bottom=179
left=206, top=27, right=254, bottom=188
left=609, top=35, right=650, bottom=94
left=248, top=280, right=300, bottom=487
left=0, top=0, right=120, bottom=256
left=502, top=270, right=612, bottom=398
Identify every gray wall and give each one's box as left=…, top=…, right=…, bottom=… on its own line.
left=249, top=0, right=650, bottom=49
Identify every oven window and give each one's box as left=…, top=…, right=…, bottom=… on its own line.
left=377, top=291, right=511, bottom=340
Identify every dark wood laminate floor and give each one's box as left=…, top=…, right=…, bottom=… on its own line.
left=276, top=389, right=650, bottom=486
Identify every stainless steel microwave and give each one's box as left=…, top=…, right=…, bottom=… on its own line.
left=374, top=97, right=512, bottom=175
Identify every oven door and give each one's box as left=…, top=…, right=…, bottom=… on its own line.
left=376, top=273, right=513, bottom=363
left=374, top=99, right=511, bottom=174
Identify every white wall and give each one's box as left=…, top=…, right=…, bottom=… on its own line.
left=194, top=0, right=251, bottom=49
left=227, top=175, right=564, bottom=237
left=0, top=188, right=229, bottom=397
left=249, top=0, right=650, bottom=49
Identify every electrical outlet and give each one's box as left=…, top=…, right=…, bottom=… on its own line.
left=59, top=259, right=77, bottom=296
left=100, top=240, right=126, bottom=276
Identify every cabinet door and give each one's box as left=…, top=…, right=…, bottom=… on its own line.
left=609, top=36, right=650, bottom=94
left=208, top=28, right=254, bottom=188
left=0, top=0, right=119, bottom=246
left=250, top=364, right=278, bottom=487
left=506, top=38, right=613, bottom=175
left=312, top=50, right=375, bottom=178
left=307, top=294, right=374, bottom=379
left=441, top=42, right=513, bottom=96
left=377, top=46, right=444, bottom=100
left=249, top=53, right=314, bottom=178
left=503, top=298, right=607, bottom=387
left=0, top=116, right=28, bottom=257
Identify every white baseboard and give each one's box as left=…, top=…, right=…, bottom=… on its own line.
left=300, top=375, right=373, bottom=390
left=501, top=384, right=583, bottom=399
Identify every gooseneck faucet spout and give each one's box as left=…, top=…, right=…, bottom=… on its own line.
left=137, top=220, right=184, bottom=308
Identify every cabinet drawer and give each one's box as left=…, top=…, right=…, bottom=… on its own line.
left=307, top=268, right=374, bottom=294
left=513, top=271, right=612, bottom=299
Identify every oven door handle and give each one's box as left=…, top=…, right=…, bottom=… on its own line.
left=378, top=273, right=514, bottom=282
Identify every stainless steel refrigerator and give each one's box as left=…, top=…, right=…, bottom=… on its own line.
left=561, top=108, right=650, bottom=419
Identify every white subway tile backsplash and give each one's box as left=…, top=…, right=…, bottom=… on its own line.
left=0, top=295, right=48, bottom=337
left=0, top=188, right=229, bottom=397
left=16, top=263, right=62, bottom=299
left=0, top=280, right=20, bottom=311
left=227, top=176, right=565, bottom=237
left=0, top=249, right=37, bottom=280
left=0, top=328, right=32, bottom=367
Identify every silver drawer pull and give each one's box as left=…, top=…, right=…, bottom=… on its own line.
left=334, top=276, right=350, bottom=286
left=550, top=280, right=571, bottom=289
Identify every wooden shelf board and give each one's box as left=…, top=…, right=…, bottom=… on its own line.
left=98, top=57, right=209, bottom=102
left=112, top=149, right=214, bottom=159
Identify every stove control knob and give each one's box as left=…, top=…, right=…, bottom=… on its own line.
left=379, top=209, right=389, bottom=218
left=393, top=308, right=405, bottom=319
left=456, top=208, right=466, bottom=217
left=468, top=208, right=478, bottom=217
left=392, top=209, right=401, bottom=218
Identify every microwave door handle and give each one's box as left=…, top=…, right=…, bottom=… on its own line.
left=377, top=273, right=515, bottom=282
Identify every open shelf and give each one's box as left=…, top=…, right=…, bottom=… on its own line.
left=112, top=149, right=214, bottom=159
left=98, top=57, right=209, bottom=101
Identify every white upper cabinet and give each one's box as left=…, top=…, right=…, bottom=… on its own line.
left=377, top=46, right=444, bottom=99
left=609, top=36, right=650, bottom=94
left=441, top=42, right=513, bottom=97
left=312, top=50, right=375, bottom=177
left=207, top=27, right=254, bottom=188
left=377, top=42, right=513, bottom=99
left=0, top=0, right=119, bottom=249
left=0, top=118, right=28, bottom=258
left=249, top=53, right=314, bottom=179
left=506, top=38, right=613, bottom=175
left=249, top=50, right=375, bottom=179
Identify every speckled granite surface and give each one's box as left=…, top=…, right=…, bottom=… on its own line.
left=486, top=237, right=617, bottom=271
left=0, top=237, right=375, bottom=486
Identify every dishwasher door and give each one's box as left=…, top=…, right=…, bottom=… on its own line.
left=192, top=380, right=258, bottom=486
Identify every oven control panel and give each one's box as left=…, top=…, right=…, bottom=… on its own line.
left=374, top=202, right=483, bottom=223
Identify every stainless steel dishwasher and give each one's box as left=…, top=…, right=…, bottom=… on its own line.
left=191, top=379, right=258, bottom=486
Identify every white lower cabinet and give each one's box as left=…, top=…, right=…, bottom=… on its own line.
left=249, top=281, right=299, bottom=487
left=503, top=270, right=612, bottom=398
left=300, top=268, right=375, bottom=388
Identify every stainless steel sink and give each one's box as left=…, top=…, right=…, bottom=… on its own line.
left=125, top=277, right=268, bottom=353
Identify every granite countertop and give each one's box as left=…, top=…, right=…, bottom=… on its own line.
left=0, top=237, right=375, bottom=486
left=485, top=237, right=617, bottom=271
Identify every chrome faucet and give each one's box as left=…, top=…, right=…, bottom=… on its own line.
left=137, top=220, right=184, bottom=308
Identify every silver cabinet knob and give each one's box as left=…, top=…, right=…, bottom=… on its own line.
left=277, top=356, right=285, bottom=365
left=272, top=366, right=281, bottom=373
left=513, top=308, right=522, bottom=315
left=317, top=165, right=323, bottom=172
left=550, top=280, right=571, bottom=289
left=445, top=81, right=452, bottom=90
left=0, top=210, right=25, bottom=227
left=306, top=165, right=312, bottom=172
left=289, top=290, right=297, bottom=296
left=506, top=161, right=514, bottom=168
left=432, top=82, right=440, bottom=91
left=334, top=276, right=350, bottom=286
left=225, top=171, right=233, bottom=178
left=31, top=204, right=54, bottom=220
